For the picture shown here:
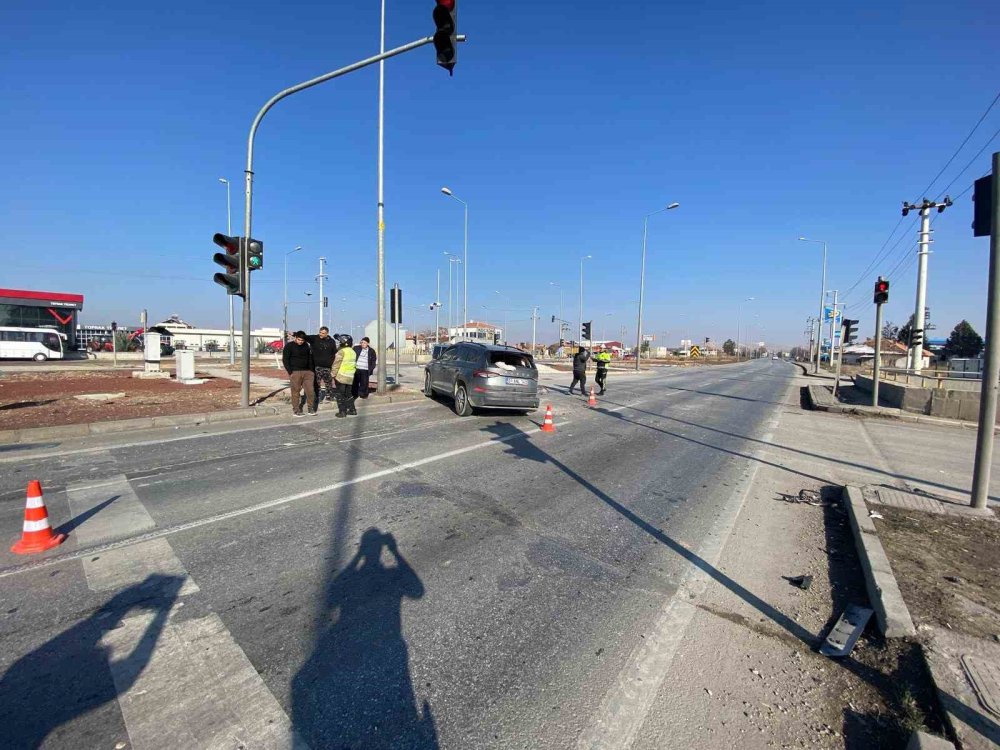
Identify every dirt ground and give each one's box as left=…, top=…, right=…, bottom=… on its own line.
left=0, top=370, right=275, bottom=429
left=874, top=506, right=1000, bottom=640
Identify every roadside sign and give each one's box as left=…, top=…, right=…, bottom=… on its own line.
left=689, top=345, right=701, bottom=358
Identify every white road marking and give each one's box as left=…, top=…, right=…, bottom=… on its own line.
left=84, top=538, right=199, bottom=595
left=576, top=379, right=795, bottom=750
left=103, top=610, right=308, bottom=750
left=67, top=474, right=155, bottom=546
left=0, top=403, right=431, bottom=464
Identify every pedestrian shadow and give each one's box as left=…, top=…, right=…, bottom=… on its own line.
left=291, top=527, right=437, bottom=749
left=0, top=573, right=183, bottom=750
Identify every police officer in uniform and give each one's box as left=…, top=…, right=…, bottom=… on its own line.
left=594, top=347, right=611, bottom=394
left=330, top=335, right=358, bottom=417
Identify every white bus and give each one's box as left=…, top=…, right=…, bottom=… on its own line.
left=0, top=327, right=67, bottom=361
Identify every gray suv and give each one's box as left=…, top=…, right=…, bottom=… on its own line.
left=424, top=342, right=539, bottom=416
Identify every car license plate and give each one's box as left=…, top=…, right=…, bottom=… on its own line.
left=505, top=377, right=527, bottom=385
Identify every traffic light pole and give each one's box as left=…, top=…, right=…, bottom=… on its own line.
left=872, top=299, right=884, bottom=407
left=971, top=154, right=1000, bottom=511
left=238, top=33, right=466, bottom=408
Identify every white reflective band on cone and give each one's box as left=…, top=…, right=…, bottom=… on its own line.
left=22, top=518, right=51, bottom=532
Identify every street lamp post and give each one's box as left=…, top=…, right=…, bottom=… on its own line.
left=550, top=281, right=563, bottom=341
left=218, top=177, right=237, bottom=365
left=282, top=246, right=303, bottom=341
left=580, top=255, right=592, bottom=349
left=636, top=202, right=680, bottom=371
left=441, top=188, right=468, bottom=339
left=798, top=237, right=827, bottom=373
left=736, top=297, right=754, bottom=360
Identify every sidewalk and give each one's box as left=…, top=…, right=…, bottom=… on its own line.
left=631, top=370, right=1000, bottom=748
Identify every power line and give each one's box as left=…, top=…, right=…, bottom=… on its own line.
left=919, top=90, right=1000, bottom=198
left=934, top=125, right=1000, bottom=200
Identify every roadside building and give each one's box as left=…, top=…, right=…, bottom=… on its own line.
left=447, top=320, right=501, bottom=343
left=0, top=288, right=84, bottom=348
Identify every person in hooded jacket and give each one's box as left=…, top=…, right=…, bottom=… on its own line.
left=568, top=348, right=589, bottom=396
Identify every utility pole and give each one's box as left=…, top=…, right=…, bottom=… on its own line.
left=872, top=278, right=888, bottom=407
left=826, top=290, right=839, bottom=371
left=902, top=197, right=951, bottom=372
left=970, top=155, right=999, bottom=510
left=392, top=282, right=400, bottom=384
left=376, top=0, right=387, bottom=394
left=531, top=305, right=538, bottom=354
left=316, top=257, right=327, bottom=331
left=434, top=269, right=440, bottom=345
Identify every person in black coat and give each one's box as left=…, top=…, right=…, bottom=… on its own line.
left=568, top=348, right=589, bottom=395
left=283, top=331, right=316, bottom=416
left=307, top=327, right=339, bottom=405
left=352, top=337, right=377, bottom=399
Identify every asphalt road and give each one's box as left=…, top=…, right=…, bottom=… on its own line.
left=0, top=360, right=796, bottom=750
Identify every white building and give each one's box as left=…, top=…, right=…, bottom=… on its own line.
left=447, top=320, right=502, bottom=343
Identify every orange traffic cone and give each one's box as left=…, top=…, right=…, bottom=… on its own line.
left=588, top=385, right=598, bottom=407
left=11, top=481, right=65, bottom=555
left=540, top=404, right=556, bottom=432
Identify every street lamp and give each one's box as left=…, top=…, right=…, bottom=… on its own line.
left=798, top=237, right=828, bottom=373
left=636, top=202, right=680, bottom=370
left=218, top=177, right=236, bottom=364
left=441, top=187, right=468, bottom=338
left=283, top=246, right=303, bottom=342
left=549, top=281, right=564, bottom=341
left=580, top=255, right=592, bottom=348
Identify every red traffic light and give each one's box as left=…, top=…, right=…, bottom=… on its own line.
left=876, top=280, right=888, bottom=293
left=436, top=0, right=455, bottom=9
left=873, top=277, right=889, bottom=305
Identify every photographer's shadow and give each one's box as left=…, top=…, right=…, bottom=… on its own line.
left=292, top=527, right=437, bottom=749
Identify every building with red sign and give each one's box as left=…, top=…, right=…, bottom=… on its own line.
left=0, top=288, right=85, bottom=348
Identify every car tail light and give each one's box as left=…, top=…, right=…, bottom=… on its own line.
left=473, top=369, right=500, bottom=378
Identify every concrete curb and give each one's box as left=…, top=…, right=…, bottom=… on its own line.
left=806, top=385, right=982, bottom=430
left=841, top=485, right=917, bottom=638
left=907, top=729, right=956, bottom=749
left=0, top=391, right=423, bottom=446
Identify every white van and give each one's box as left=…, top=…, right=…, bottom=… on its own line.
left=0, top=327, right=67, bottom=360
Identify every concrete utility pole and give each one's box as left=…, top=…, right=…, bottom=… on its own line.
left=826, top=290, right=839, bottom=370
left=531, top=305, right=538, bottom=354
left=434, top=269, right=440, bottom=345
left=316, top=257, right=328, bottom=331
left=970, top=154, right=999, bottom=510
left=580, top=254, right=591, bottom=350
left=902, top=197, right=951, bottom=372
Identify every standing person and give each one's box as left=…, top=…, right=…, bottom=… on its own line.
left=568, top=347, right=589, bottom=396
left=594, top=347, right=611, bottom=394
left=283, top=331, right=316, bottom=417
left=330, top=334, right=358, bottom=418
left=308, top=327, right=338, bottom=407
left=352, top=337, right=377, bottom=400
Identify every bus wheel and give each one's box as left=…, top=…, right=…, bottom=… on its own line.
left=32, top=353, right=47, bottom=361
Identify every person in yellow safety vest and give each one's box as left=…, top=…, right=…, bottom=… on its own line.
left=594, top=347, right=612, bottom=394
left=331, top=334, right=358, bottom=417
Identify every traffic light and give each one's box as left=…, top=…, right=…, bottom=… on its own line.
left=493, top=331, right=500, bottom=345
left=873, top=278, right=889, bottom=305
left=213, top=233, right=244, bottom=297
left=247, top=238, right=264, bottom=271
left=551, top=315, right=556, bottom=323
left=581, top=321, right=592, bottom=341
left=842, top=319, right=859, bottom=345
left=974, top=174, right=994, bottom=237
left=910, top=329, right=924, bottom=348
left=433, top=0, right=457, bottom=75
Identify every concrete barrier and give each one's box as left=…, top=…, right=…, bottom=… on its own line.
left=856, top=374, right=980, bottom=420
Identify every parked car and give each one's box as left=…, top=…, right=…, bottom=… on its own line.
left=424, top=342, right=539, bottom=416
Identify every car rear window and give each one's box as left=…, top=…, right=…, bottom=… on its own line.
left=490, top=351, right=534, bottom=369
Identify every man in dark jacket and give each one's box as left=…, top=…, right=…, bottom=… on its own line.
left=568, top=348, right=589, bottom=396
left=283, top=331, right=316, bottom=417
left=307, top=327, right=338, bottom=406
left=352, top=337, right=376, bottom=400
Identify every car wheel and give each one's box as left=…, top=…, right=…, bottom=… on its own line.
left=454, top=383, right=473, bottom=417
left=33, top=353, right=47, bottom=362
left=424, top=371, right=434, bottom=397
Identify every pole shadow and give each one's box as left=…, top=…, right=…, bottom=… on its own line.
left=0, top=573, right=183, bottom=749
left=291, top=527, right=436, bottom=749
left=55, top=494, right=120, bottom=536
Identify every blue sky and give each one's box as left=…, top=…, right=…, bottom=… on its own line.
left=1, top=0, right=996, bottom=348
